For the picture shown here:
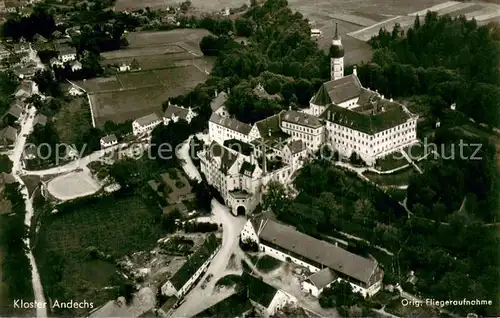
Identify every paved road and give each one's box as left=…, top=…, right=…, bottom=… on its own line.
left=173, top=199, right=246, bottom=317
left=9, top=105, right=47, bottom=318
left=176, top=135, right=202, bottom=182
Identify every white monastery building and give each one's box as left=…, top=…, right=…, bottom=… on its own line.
left=100, top=134, right=117, bottom=149
left=241, top=217, right=384, bottom=298
left=200, top=25, right=419, bottom=214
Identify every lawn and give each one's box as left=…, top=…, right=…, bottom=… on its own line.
left=89, top=65, right=207, bottom=128
left=255, top=255, right=282, bottom=273
left=403, top=142, right=429, bottom=161
left=117, top=71, right=161, bottom=89
left=215, top=274, right=242, bottom=288
left=375, top=152, right=409, bottom=171
left=363, top=167, right=417, bottom=187
left=53, top=97, right=93, bottom=145
left=34, top=191, right=164, bottom=316
left=75, top=76, right=123, bottom=93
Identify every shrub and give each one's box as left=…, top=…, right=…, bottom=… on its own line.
left=239, top=238, right=258, bottom=252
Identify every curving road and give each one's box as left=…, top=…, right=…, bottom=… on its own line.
left=9, top=105, right=47, bottom=317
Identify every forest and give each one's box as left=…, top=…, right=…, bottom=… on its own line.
left=359, top=12, right=499, bottom=127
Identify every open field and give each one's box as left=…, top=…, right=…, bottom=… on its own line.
left=349, top=1, right=500, bottom=42
left=35, top=192, right=164, bottom=316
left=46, top=170, right=101, bottom=201
left=54, top=97, right=93, bottom=145
left=83, top=65, right=207, bottom=127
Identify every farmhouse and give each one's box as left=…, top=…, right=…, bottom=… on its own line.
left=118, top=63, right=131, bottom=72
left=163, top=103, right=197, bottom=125
left=132, top=113, right=162, bottom=136
left=210, top=90, right=228, bottom=117
left=14, top=81, right=33, bottom=99
left=241, top=218, right=384, bottom=298
left=243, top=272, right=297, bottom=317
left=160, top=234, right=220, bottom=298
left=100, top=134, right=118, bottom=149
left=68, top=86, right=84, bottom=96
left=33, top=114, right=47, bottom=127
left=70, top=60, right=82, bottom=72
left=55, top=42, right=77, bottom=62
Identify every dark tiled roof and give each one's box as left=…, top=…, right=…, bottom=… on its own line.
left=220, top=149, right=238, bottom=175
left=135, top=113, right=161, bottom=126
left=242, top=272, right=278, bottom=307
left=287, top=140, right=305, bottom=155
left=0, top=126, right=18, bottom=142
left=7, top=103, right=23, bottom=118
left=210, top=92, right=228, bottom=112
left=101, top=134, right=117, bottom=144
left=258, top=219, right=379, bottom=285
left=308, top=268, right=337, bottom=289
left=34, top=114, right=47, bottom=126
left=209, top=113, right=252, bottom=135
left=56, top=43, right=76, bottom=55
left=320, top=102, right=413, bottom=135
left=193, top=291, right=252, bottom=318
left=255, top=112, right=282, bottom=140
left=169, top=234, right=219, bottom=290
left=239, top=161, right=256, bottom=176
left=281, top=110, right=322, bottom=128
left=164, top=104, right=189, bottom=119
left=311, top=75, right=362, bottom=105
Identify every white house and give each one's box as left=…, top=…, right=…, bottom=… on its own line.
left=118, top=63, right=131, bottom=72
left=132, top=113, right=162, bottom=136
left=163, top=103, right=197, bottom=125
left=100, top=134, right=117, bottom=149
left=68, top=86, right=84, bottom=96
left=241, top=218, right=384, bottom=298
left=210, top=90, right=229, bottom=117
left=161, top=234, right=220, bottom=298
left=244, top=272, right=297, bottom=317
left=70, top=60, right=82, bottom=72
left=56, top=43, right=77, bottom=62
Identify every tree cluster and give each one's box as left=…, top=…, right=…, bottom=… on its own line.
left=263, top=158, right=499, bottom=316
left=0, top=183, right=33, bottom=309
left=360, top=12, right=500, bottom=127
left=1, top=7, right=56, bottom=40
left=184, top=221, right=219, bottom=233
left=319, top=281, right=365, bottom=316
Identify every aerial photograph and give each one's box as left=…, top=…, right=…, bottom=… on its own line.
left=0, top=0, right=498, bottom=317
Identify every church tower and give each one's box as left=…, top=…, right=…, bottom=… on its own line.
left=330, top=23, right=344, bottom=81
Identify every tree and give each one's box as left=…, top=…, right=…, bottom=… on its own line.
left=109, top=158, right=139, bottom=187
left=0, top=154, right=13, bottom=173
left=130, top=58, right=140, bottom=70
left=33, top=69, right=61, bottom=97
left=262, top=181, right=290, bottom=215
left=235, top=18, right=254, bottom=37
left=180, top=0, right=192, bottom=13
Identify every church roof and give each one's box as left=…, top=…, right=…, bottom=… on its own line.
left=320, top=102, right=413, bottom=135
left=311, top=74, right=362, bottom=105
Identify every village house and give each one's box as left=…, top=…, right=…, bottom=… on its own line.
left=33, top=114, right=47, bottom=127
left=132, top=113, right=162, bottom=136
left=70, top=60, right=82, bottom=72
left=68, top=86, right=84, bottom=96
left=241, top=218, right=384, bottom=298
left=244, top=272, right=297, bottom=317
left=161, top=234, right=220, bottom=298
left=0, top=43, right=10, bottom=60
left=13, top=65, right=36, bottom=79
left=12, top=41, right=30, bottom=54
left=0, top=125, right=18, bottom=146
left=14, top=81, right=32, bottom=99
left=55, top=42, right=77, bottom=62
left=118, top=63, right=130, bottom=72
left=210, top=90, right=229, bottom=117
left=100, top=134, right=118, bottom=149
left=163, top=103, right=197, bottom=125
left=2, top=100, right=24, bottom=125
